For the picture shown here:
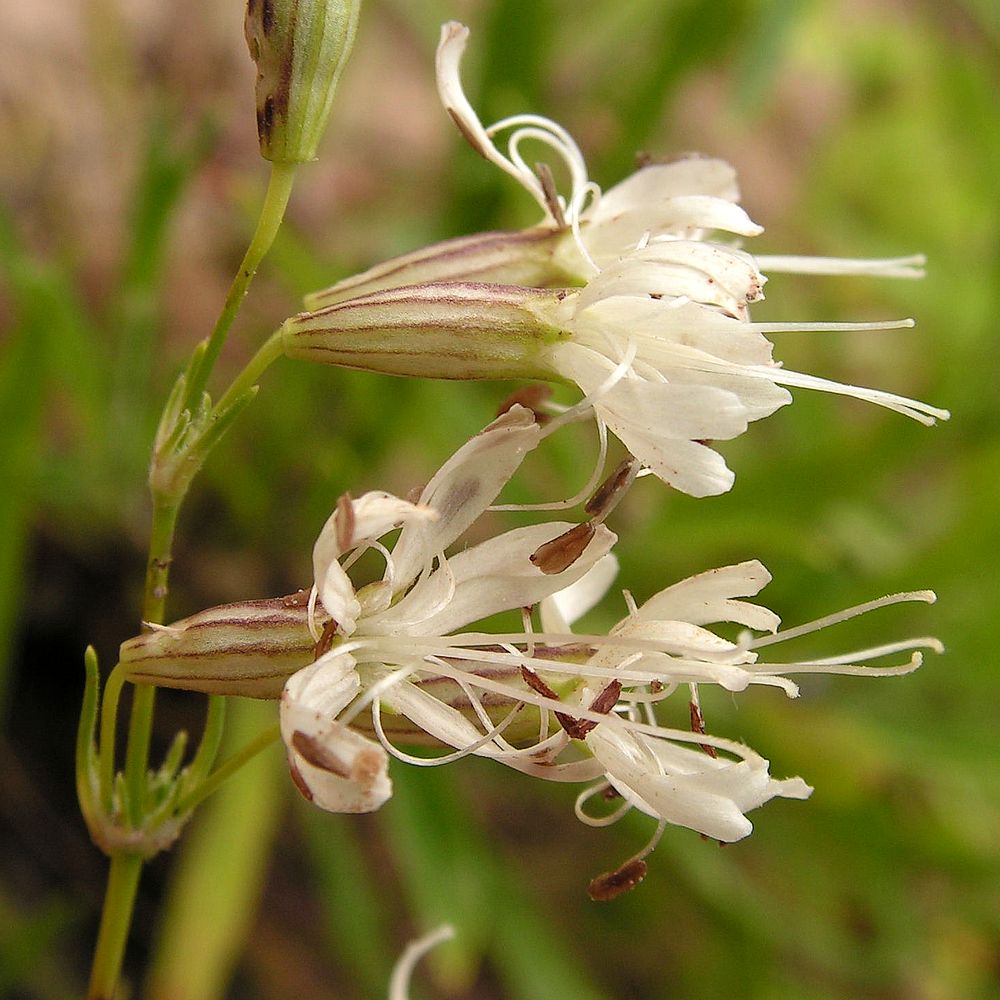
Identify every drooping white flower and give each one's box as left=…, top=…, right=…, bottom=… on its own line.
left=434, top=20, right=928, bottom=285
left=538, top=557, right=942, bottom=873
left=277, top=404, right=618, bottom=809
left=530, top=268, right=949, bottom=495
left=288, top=23, right=948, bottom=497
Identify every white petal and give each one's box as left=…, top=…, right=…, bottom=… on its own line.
left=391, top=405, right=541, bottom=590
left=318, top=560, right=362, bottom=635
left=540, top=553, right=619, bottom=632
left=593, top=159, right=742, bottom=216
left=284, top=652, right=360, bottom=717
left=587, top=727, right=811, bottom=842
left=635, top=560, right=780, bottom=633
left=369, top=522, right=617, bottom=636
left=579, top=242, right=764, bottom=318
left=281, top=656, right=392, bottom=814
left=585, top=195, right=762, bottom=265
left=578, top=296, right=777, bottom=367
left=436, top=23, right=496, bottom=165
left=313, top=491, right=434, bottom=619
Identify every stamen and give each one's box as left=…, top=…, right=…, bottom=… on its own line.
left=338, top=665, right=416, bottom=727
left=520, top=606, right=536, bottom=659
left=688, top=685, right=717, bottom=758
left=749, top=590, right=937, bottom=648
left=535, top=161, right=567, bottom=228
left=575, top=781, right=632, bottom=827
left=306, top=584, right=322, bottom=642
left=491, top=417, right=608, bottom=512
left=530, top=522, right=596, bottom=574
left=335, top=493, right=355, bottom=552
left=801, top=636, right=944, bottom=665
left=388, top=924, right=456, bottom=1000
left=748, top=318, right=917, bottom=334
left=371, top=697, right=523, bottom=767
left=587, top=857, right=649, bottom=901
left=754, top=254, right=926, bottom=279
left=751, top=367, right=950, bottom=425
left=585, top=458, right=640, bottom=522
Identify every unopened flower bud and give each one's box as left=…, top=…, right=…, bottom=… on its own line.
left=244, top=0, right=362, bottom=163
left=304, top=229, right=574, bottom=309
left=121, top=596, right=317, bottom=698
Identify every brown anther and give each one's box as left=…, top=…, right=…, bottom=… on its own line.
left=530, top=522, right=596, bottom=575
left=291, top=730, right=350, bottom=778
left=335, top=492, right=355, bottom=552
left=535, top=162, right=567, bottom=229
left=602, top=784, right=622, bottom=801
left=314, top=619, right=340, bottom=660
left=281, top=589, right=312, bottom=608
left=649, top=679, right=664, bottom=694
left=589, top=679, right=623, bottom=716
left=520, top=665, right=559, bottom=700
left=585, top=458, right=639, bottom=520
left=588, top=859, right=648, bottom=901
left=558, top=679, right=622, bottom=740
left=496, top=384, right=552, bottom=422
left=689, top=700, right=718, bottom=758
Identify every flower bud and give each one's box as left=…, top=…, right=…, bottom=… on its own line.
left=244, top=0, right=362, bottom=163
left=281, top=281, right=568, bottom=380
left=304, top=228, right=574, bottom=309
left=121, top=596, right=317, bottom=698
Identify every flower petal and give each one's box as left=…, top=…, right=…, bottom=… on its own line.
left=313, top=491, right=435, bottom=619
left=540, top=553, right=619, bottom=633
left=369, top=522, right=617, bottom=636
left=586, top=727, right=811, bottom=841
left=635, top=560, right=781, bottom=633
left=280, top=654, right=392, bottom=814
left=390, top=405, right=541, bottom=591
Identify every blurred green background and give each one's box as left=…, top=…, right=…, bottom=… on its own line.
left=1, top=1, right=997, bottom=997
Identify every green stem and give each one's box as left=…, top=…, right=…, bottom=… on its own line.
left=213, top=327, right=285, bottom=417
left=186, top=161, right=297, bottom=407
left=175, top=723, right=281, bottom=815
left=86, top=163, right=298, bottom=1000
left=88, top=852, right=143, bottom=1000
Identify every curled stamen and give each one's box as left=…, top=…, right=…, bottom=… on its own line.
left=490, top=417, right=608, bottom=513
left=388, top=924, right=456, bottom=1000
left=372, top=697, right=524, bottom=767
left=575, top=781, right=633, bottom=827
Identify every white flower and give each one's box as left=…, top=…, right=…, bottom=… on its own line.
left=584, top=726, right=811, bottom=843
left=525, top=258, right=948, bottom=496
left=278, top=404, right=618, bottom=810
left=288, top=23, right=948, bottom=499
left=539, top=558, right=941, bottom=852
left=436, top=21, right=927, bottom=284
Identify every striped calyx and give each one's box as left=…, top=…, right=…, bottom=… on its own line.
left=244, top=0, right=361, bottom=163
